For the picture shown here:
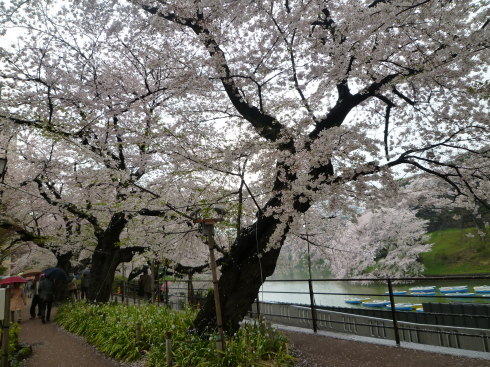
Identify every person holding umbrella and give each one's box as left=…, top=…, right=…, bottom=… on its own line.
left=29, top=274, right=42, bottom=319
left=0, top=276, right=28, bottom=323
left=39, top=274, right=54, bottom=324
left=10, top=281, right=27, bottom=323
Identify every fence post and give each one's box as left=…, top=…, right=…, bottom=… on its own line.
left=308, top=279, right=318, bottom=333
left=256, top=293, right=261, bottom=319
left=165, top=331, right=173, bottom=366
left=386, top=278, right=401, bottom=346
left=187, top=274, right=194, bottom=306
left=122, top=280, right=125, bottom=303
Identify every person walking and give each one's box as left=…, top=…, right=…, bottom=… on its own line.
left=29, top=274, right=42, bottom=319
left=67, top=276, right=78, bottom=300
left=9, top=282, right=27, bottom=323
left=39, top=274, right=54, bottom=324
left=138, top=267, right=154, bottom=302
left=80, top=271, right=89, bottom=299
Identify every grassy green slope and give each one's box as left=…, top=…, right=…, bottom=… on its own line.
left=421, top=227, right=490, bottom=275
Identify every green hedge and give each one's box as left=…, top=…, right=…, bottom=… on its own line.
left=56, top=302, right=294, bottom=367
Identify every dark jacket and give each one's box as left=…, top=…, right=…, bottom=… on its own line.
left=39, top=278, right=55, bottom=301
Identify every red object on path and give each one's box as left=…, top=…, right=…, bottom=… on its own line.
left=0, top=276, right=28, bottom=285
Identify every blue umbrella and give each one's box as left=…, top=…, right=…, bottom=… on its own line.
left=42, top=267, right=69, bottom=282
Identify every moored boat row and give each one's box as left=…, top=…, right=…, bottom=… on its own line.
left=343, top=284, right=490, bottom=307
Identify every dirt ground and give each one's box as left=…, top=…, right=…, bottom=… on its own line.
left=15, top=303, right=490, bottom=367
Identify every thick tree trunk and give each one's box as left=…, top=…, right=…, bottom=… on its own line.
left=88, top=244, right=121, bottom=302
left=87, top=212, right=132, bottom=302
left=192, top=211, right=285, bottom=335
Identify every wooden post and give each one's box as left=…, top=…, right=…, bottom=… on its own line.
left=202, top=223, right=225, bottom=352
left=135, top=322, right=141, bottom=345
left=387, top=278, right=401, bottom=346
left=154, top=261, right=160, bottom=305
left=165, top=331, right=172, bottom=366
left=1, top=290, right=10, bottom=367
left=216, top=333, right=224, bottom=357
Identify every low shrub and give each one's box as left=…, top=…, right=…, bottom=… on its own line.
left=8, top=322, right=32, bottom=367
left=56, top=301, right=294, bottom=367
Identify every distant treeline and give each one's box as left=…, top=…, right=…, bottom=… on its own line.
left=417, top=205, right=490, bottom=233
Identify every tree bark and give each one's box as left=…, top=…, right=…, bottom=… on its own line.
left=88, top=244, right=121, bottom=302
left=86, top=212, right=145, bottom=302
left=192, top=207, right=287, bottom=335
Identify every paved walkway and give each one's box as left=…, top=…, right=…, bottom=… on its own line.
left=282, top=326, right=490, bottom=367
left=15, top=302, right=490, bottom=367
left=17, top=304, right=121, bottom=367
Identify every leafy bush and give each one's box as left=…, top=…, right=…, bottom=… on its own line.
left=8, top=322, right=32, bottom=367
left=56, top=301, right=294, bottom=367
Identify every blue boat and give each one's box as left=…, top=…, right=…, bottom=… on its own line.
left=410, top=291, right=436, bottom=296
left=409, top=286, right=436, bottom=292
left=386, top=303, right=415, bottom=311
left=439, top=286, right=468, bottom=293
left=362, top=300, right=390, bottom=307
left=474, top=286, right=490, bottom=294
left=384, top=290, right=407, bottom=295
left=344, top=298, right=370, bottom=304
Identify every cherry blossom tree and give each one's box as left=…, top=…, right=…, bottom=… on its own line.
left=0, top=1, right=214, bottom=300
left=1, top=0, right=489, bottom=335
left=328, top=207, right=431, bottom=278
left=129, top=0, right=489, bottom=334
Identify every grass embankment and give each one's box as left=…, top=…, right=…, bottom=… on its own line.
left=421, top=227, right=490, bottom=275
left=56, top=302, right=294, bottom=367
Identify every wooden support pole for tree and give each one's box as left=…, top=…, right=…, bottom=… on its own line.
left=201, top=222, right=225, bottom=352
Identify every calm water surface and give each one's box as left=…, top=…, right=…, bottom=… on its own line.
left=259, top=279, right=490, bottom=308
